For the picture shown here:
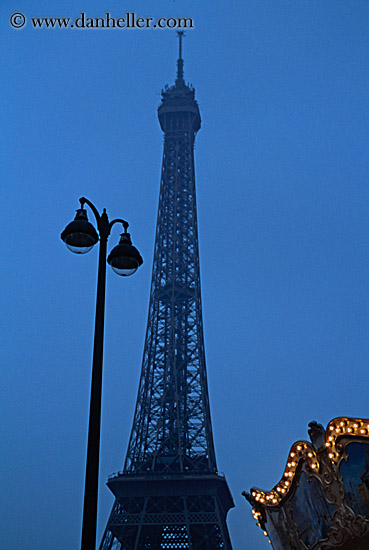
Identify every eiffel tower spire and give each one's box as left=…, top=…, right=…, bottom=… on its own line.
left=99, top=35, right=234, bottom=550
left=176, top=31, right=185, bottom=85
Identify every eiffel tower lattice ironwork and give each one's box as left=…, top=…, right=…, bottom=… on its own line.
left=99, top=33, right=234, bottom=550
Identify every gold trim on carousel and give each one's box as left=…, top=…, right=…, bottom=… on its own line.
left=324, top=417, right=369, bottom=464
left=248, top=417, right=369, bottom=545
left=250, top=440, right=319, bottom=508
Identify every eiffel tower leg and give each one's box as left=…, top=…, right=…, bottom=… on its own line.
left=99, top=528, right=117, bottom=550
left=99, top=503, right=122, bottom=550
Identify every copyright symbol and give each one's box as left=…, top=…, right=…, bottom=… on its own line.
left=10, top=12, right=26, bottom=28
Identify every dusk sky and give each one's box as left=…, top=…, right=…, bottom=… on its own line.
left=2, top=1, right=369, bottom=549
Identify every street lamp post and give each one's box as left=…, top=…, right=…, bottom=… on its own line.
left=61, top=197, right=143, bottom=550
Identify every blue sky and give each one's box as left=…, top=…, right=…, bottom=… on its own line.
left=2, top=1, right=369, bottom=548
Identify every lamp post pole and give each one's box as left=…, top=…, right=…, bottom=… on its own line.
left=81, top=205, right=108, bottom=550
left=61, top=197, right=143, bottom=550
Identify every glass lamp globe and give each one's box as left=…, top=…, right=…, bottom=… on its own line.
left=61, top=209, right=99, bottom=254
left=107, top=232, right=143, bottom=276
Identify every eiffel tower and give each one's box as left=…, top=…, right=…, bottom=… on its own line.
left=99, top=33, right=234, bottom=550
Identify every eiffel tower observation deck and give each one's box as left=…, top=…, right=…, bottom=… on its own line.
left=99, top=33, right=234, bottom=550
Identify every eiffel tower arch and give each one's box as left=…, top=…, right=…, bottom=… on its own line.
left=99, top=33, right=234, bottom=550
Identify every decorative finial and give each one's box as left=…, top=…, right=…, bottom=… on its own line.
left=176, top=31, right=185, bottom=85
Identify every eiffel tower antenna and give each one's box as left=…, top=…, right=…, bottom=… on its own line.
left=176, top=30, right=185, bottom=84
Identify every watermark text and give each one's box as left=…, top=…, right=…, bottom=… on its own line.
left=10, top=12, right=194, bottom=30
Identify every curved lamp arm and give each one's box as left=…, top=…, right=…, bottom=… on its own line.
left=79, top=197, right=110, bottom=240
left=110, top=218, right=129, bottom=232
left=79, top=197, right=101, bottom=225
left=79, top=197, right=129, bottom=240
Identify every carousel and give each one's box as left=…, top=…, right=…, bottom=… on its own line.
left=244, top=417, right=369, bottom=550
